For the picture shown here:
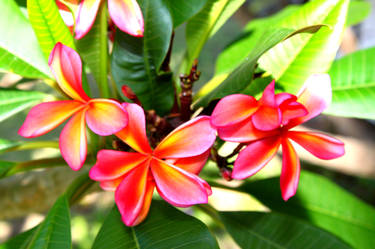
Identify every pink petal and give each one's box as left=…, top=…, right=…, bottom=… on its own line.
left=217, top=117, right=278, bottom=143
left=56, top=1, right=75, bottom=31
left=172, top=150, right=211, bottom=175
left=18, top=100, right=84, bottom=138
left=115, top=161, right=151, bottom=226
left=280, top=100, right=308, bottom=125
left=232, top=136, right=281, bottom=180
left=211, top=94, right=258, bottom=128
left=89, top=150, right=149, bottom=181
left=280, top=138, right=300, bottom=201
left=108, top=0, right=144, bottom=37
left=99, top=176, right=125, bottom=191
left=154, top=116, right=216, bottom=159
left=132, top=180, right=155, bottom=226
left=60, top=110, right=87, bottom=170
left=259, top=80, right=277, bottom=107
left=116, top=103, right=152, bottom=154
left=85, top=99, right=128, bottom=136
left=251, top=105, right=281, bottom=131
left=75, top=0, right=101, bottom=39
left=151, top=158, right=210, bottom=207
left=288, top=74, right=332, bottom=128
left=49, top=43, right=90, bottom=102
left=275, top=93, right=296, bottom=105
left=288, top=131, right=345, bottom=160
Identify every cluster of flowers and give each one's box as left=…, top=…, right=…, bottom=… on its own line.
left=18, top=42, right=345, bottom=226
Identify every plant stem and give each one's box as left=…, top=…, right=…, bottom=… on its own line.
left=98, top=2, right=110, bottom=98
left=2, top=141, right=59, bottom=154
left=64, top=171, right=95, bottom=206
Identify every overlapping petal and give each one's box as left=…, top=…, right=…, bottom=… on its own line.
left=280, top=138, right=300, bottom=201
left=132, top=181, right=155, bottom=226
left=288, top=74, right=331, bottom=127
left=151, top=159, right=210, bottom=207
left=154, top=116, right=216, bottom=159
left=172, top=150, right=211, bottom=175
left=217, top=117, right=278, bottom=143
left=108, top=0, right=144, bottom=37
left=75, top=0, right=102, bottom=39
left=60, top=110, right=87, bottom=170
left=116, top=103, right=152, bottom=154
left=85, top=99, right=128, bottom=136
left=99, top=176, right=125, bottom=191
left=280, top=100, right=308, bottom=125
left=211, top=94, right=258, bottom=128
left=252, top=105, right=281, bottom=131
left=115, top=161, right=150, bottom=226
left=49, top=43, right=90, bottom=102
left=288, top=131, right=345, bottom=160
left=89, top=150, right=148, bottom=181
left=232, top=136, right=281, bottom=180
left=18, top=100, right=84, bottom=138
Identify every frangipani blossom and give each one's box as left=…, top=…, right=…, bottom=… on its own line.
left=57, top=0, right=144, bottom=39
left=19, top=43, right=128, bottom=170
left=211, top=74, right=345, bottom=201
left=90, top=103, right=216, bottom=226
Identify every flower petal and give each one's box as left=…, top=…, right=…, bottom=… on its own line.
left=151, top=159, right=210, bottom=207
left=280, top=101, right=308, bottom=125
left=172, top=150, right=210, bottom=175
left=232, top=136, right=281, bottom=180
left=115, top=161, right=150, bottom=226
left=154, top=116, right=216, bottom=159
left=116, top=103, right=152, bottom=154
left=280, top=138, right=300, bottom=201
left=288, top=131, right=345, bottom=160
left=132, top=180, right=155, bottom=226
left=108, top=0, right=144, bottom=37
left=259, top=80, right=277, bottom=107
left=211, top=94, right=258, bottom=128
left=49, top=43, right=90, bottom=102
left=89, top=150, right=149, bottom=181
left=99, top=176, right=125, bottom=191
left=217, top=116, right=278, bottom=143
left=56, top=0, right=75, bottom=31
left=60, top=110, right=87, bottom=170
left=18, top=100, right=84, bottom=138
left=275, top=93, right=296, bottom=105
left=75, top=0, right=101, bottom=39
left=288, top=74, right=331, bottom=127
left=251, top=105, right=281, bottom=131
left=85, top=99, right=128, bottom=136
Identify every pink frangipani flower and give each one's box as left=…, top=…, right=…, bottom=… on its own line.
left=211, top=74, right=345, bottom=201
left=62, top=0, right=144, bottom=39
left=18, top=42, right=128, bottom=170
left=89, top=103, right=216, bottom=226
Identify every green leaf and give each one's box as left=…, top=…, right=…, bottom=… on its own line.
left=0, top=161, right=15, bottom=178
left=27, top=0, right=76, bottom=60
left=0, top=227, right=37, bottom=249
left=194, top=26, right=323, bottom=108
left=183, top=0, right=245, bottom=73
left=19, top=196, right=71, bottom=249
left=220, top=212, right=351, bottom=249
left=325, top=46, right=375, bottom=119
left=111, top=0, right=174, bottom=115
left=241, top=171, right=375, bottom=249
left=258, top=0, right=349, bottom=94
left=92, top=201, right=219, bottom=249
left=0, top=89, right=46, bottom=122
left=346, top=0, right=371, bottom=26
left=163, top=0, right=208, bottom=27
left=0, top=0, right=51, bottom=78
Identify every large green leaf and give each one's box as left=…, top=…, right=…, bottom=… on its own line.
left=111, top=0, right=174, bottom=115
left=0, top=89, right=46, bottom=122
left=0, top=196, right=71, bottom=249
left=163, top=0, right=208, bottom=27
left=258, top=0, right=349, bottom=94
left=0, top=227, right=37, bottom=249
left=194, top=26, right=323, bottom=108
left=183, top=0, right=245, bottom=74
left=325, top=46, right=375, bottom=119
left=92, top=201, right=219, bottom=249
left=27, top=0, right=75, bottom=60
left=241, top=171, right=375, bottom=249
left=220, top=212, right=351, bottom=249
left=0, top=0, right=51, bottom=78
left=346, top=0, right=371, bottom=26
